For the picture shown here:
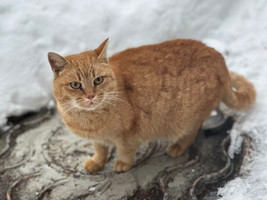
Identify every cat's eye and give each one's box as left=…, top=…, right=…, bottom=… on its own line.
left=70, top=82, right=82, bottom=89
left=94, top=76, right=104, bottom=86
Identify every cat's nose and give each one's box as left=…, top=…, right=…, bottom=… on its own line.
left=87, top=95, right=95, bottom=100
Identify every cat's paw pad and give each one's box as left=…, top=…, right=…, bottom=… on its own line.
left=83, top=159, right=103, bottom=172
left=167, top=143, right=185, bottom=158
left=114, top=160, right=132, bottom=172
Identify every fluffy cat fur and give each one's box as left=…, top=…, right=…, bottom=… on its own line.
left=48, top=39, right=256, bottom=172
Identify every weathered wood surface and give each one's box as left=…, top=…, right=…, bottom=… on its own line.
left=0, top=109, right=248, bottom=200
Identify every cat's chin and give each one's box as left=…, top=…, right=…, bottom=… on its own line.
left=76, top=102, right=102, bottom=112
left=83, top=107, right=97, bottom=111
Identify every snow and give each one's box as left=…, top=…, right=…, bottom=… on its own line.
left=0, top=0, right=267, bottom=199
left=210, top=1, right=267, bottom=199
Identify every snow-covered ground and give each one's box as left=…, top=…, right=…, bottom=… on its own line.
left=0, top=0, right=266, bottom=199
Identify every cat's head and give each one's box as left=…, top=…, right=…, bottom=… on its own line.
left=48, top=39, right=118, bottom=113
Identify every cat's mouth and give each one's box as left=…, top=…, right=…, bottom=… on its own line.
left=73, top=93, right=116, bottom=111
left=75, top=97, right=104, bottom=111
left=77, top=100, right=97, bottom=110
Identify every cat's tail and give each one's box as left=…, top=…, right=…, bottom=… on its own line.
left=222, top=71, right=256, bottom=110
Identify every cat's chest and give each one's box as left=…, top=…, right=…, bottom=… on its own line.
left=63, top=112, right=108, bottom=139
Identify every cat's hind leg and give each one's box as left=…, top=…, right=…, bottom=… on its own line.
left=83, top=141, right=108, bottom=172
left=167, top=123, right=201, bottom=158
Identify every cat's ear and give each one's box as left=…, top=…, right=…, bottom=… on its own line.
left=95, top=38, right=109, bottom=64
left=48, top=52, right=68, bottom=77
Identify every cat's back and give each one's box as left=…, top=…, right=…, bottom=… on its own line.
left=109, top=39, right=224, bottom=80
left=109, top=39, right=226, bottom=97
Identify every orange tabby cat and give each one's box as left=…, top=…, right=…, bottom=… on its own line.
left=48, top=39, right=256, bottom=172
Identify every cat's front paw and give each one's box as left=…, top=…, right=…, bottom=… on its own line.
left=167, top=143, right=185, bottom=158
left=83, top=159, right=103, bottom=172
left=114, top=160, right=133, bottom=172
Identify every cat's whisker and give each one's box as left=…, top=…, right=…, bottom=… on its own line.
left=60, top=100, right=74, bottom=105
left=76, top=99, right=86, bottom=103
left=61, top=105, right=76, bottom=116
left=102, top=94, right=120, bottom=100
left=102, top=99, right=115, bottom=106
left=105, top=95, right=124, bottom=103
left=60, top=102, right=75, bottom=109
left=103, top=92, right=121, bottom=97
left=92, top=95, right=115, bottom=107
left=92, top=98, right=101, bottom=104
left=105, top=91, right=122, bottom=94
